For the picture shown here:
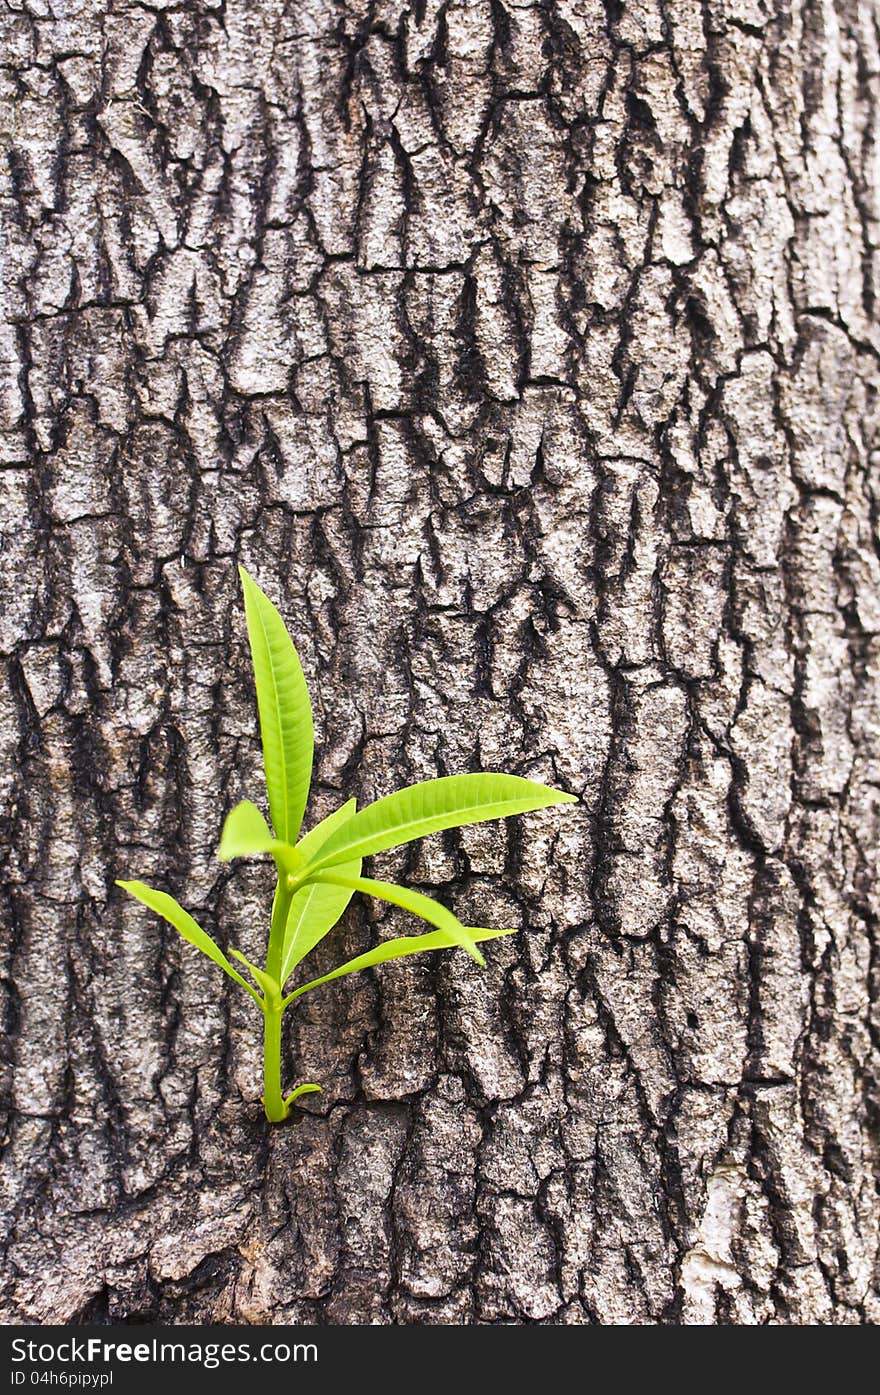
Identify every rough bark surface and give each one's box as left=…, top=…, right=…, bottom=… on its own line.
left=1, top=0, right=879, bottom=1325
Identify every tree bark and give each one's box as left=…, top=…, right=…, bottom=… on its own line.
left=1, top=0, right=879, bottom=1325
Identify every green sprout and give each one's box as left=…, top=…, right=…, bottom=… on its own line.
left=118, top=566, right=576, bottom=1123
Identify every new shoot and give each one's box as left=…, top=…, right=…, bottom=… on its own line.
left=118, top=567, right=576, bottom=1123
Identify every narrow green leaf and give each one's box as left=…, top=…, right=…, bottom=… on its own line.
left=279, top=798, right=361, bottom=986
left=299, top=773, right=576, bottom=875
left=229, top=950, right=280, bottom=1001
left=296, top=797, right=358, bottom=861
left=284, top=926, right=518, bottom=1004
left=239, top=564, right=314, bottom=845
left=310, top=872, right=484, bottom=965
left=285, top=1083, right=322, bottom=1104
left=116, top=880, right=261, bottom=1005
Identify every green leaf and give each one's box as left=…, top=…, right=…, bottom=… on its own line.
left=309, top=872, right=484, bottom=965
left=217, top=798, right=302, bottom=875
left=116, top=880, right=261, bottom=1005
left=285, top=1083, right=322, bottom=1105
left=284, top=926, right=518, bottom=1004
left=299, top=773, right=576, bottom=876
left=217, top=799, right=275, bottom=860
left=296, top=797, right=358, bottom=861
left=279, top=798, right=361, bottom=986
left=239, top=564, right=314, bottom=846
left=229, top=950, right=280, bottom=1001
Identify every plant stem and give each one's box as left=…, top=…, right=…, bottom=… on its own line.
left=262, top=997, right=288, bottom=1123
left=266, top=878, right=292, bottom=984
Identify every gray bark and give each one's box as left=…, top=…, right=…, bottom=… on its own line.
left=1, top=0, right=879, bottom=1325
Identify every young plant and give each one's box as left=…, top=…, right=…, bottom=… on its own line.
left=118, top=566, right=576, bottom=1123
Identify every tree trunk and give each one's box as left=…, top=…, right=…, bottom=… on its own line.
left=2, top=0, right=879, bottom=1326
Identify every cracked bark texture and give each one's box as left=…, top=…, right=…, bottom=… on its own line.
left=1, top=0, right=879, bottom=1326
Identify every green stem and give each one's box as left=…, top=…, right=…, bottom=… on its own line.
left=261, top=876, right=322, bottom=1124
left=262, top=996, right=288, bottom=1123
left=266, top=878, right=292, bottom=985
